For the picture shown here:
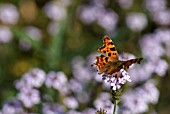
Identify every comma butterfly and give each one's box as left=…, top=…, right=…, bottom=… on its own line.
left=91, top=35, right=143, bottom=75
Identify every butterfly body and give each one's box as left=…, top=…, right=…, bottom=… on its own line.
left=92, top=35, right=143, bottom=76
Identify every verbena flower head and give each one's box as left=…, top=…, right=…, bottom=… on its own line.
left=94, top=92, right=117, bottom=114
left=25, top=26, right=42, bottom=40
left=117, top=0, right=133, bottom=9
left=77, top=2, right=118, bottom=32
left=102, top=69, right=131, bottom=90
left=120, top=80, right=159, bottom=114
left=0, top=26, right=13, bottom=43
left=44, top=1, right=66, bottom=21
left=17, top=87, right=40, bottom=108
left=0, top=3, right=19, bottom=24
left=2, top=99, right=24, bottom=114
left=42, top=103, right=65, bottom=114
left=126, top=12, right=147, bottom=32
left=23, top=68, right=46, bottom=88
left=45, top=71, right=70, bottom=95
left=63, top=96, right=79, bottom=109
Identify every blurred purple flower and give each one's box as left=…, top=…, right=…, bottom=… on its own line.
left=129, top=62, right=153, bottom=84
left=94, top=92, right=116, bottom=114
left=72, top=56, right=93, bottom=83
left=144, top=0, right=167, bottom=13
left=103, top=69, right=131, bottom=90
left=97, top=9, right=119, bottom=32
left=19, top=26, right=42, bottom=50
left=47, top=21, right=60, bottom=36
left=2, top=99, right=24, bottom=114
left=0, top=4, right=19, bottom=24
left=15, top=68, right=46, bottom=90
left=117, top=0, right=133, bottom=9
left=69, top=79, right=83, bottom=94
left=17, top=87, right=40, bottom=108
left=78, top=5, right=100, bottom=24
left=121, top=80, right=159, bottom=114
left=66, top=110, right=81, bottom=114
left=154, top=28, right=170, bottom=58
left=121, top=90, right=148, bottom=114
left=15, top=78, right=30, bottom=90
left=42, top=103, right=65, bottom=114
left=152, top=59, right=168, bottom=76
left=140, top=34, right=165, bottom=61
left=0, top=26, right=13, bottom=43
left=25, top=26, right=42, bottom=40
left=19, top=39, right=32, bottom=51
left=155, top=28, right=170, bottom=44
left=78, top=3, right=118, bottom=32
left=152, top=9, right=170, bottom=25
left=23, top=68, right=46, bottom=88
left=45, top=71, right=69, bottom=95
left=64, top=96, right=79, bottom=109
left=144, top=0, right=170, bottom=26
left=82, top=108, right=96, bottom=114
left=44, top=1, right=66, bottom=21
left=126, top=12, right=147, bottom=32
left=136, top=80, right=159, bottom=104
left=76, top=91, right=90, bottom=104
left=45, top=71, right=67, bottom=89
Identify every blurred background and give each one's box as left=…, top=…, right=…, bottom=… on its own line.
left=0, top=0, right=170, bottom=114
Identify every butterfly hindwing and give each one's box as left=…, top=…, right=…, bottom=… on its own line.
left=104, top=58, right=143, bottom=75
left=98, top=35, right=119, bottom=62
left=91, top=55, right=108, bottom=74
left=122, top=58, right=143, bottom=69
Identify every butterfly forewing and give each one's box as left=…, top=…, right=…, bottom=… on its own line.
left=98, top=35, right=119, bottom=62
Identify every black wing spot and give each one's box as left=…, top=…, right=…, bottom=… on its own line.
left=100, top=55, right=105, bottom=57
left=108, top=42, right=113, bottom=45
left=105, top=57, right=108, bottom=62
left=108, top=53, right=111, bottom=56
left=110, top=47, right=116, bottom=51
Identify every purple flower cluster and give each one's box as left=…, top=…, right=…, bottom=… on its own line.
left=120, top=80, right=159, bottom=114
left=15, top=68, right=45, bottom=108
left=77, top=0, right=118, bottom=32
left=94, top=92, right=117, bottom=114
left=102, top=69, right=131, bottom=90
left=145, top=0, right=170, bottom=25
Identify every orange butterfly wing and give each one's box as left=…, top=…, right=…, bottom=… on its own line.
left=91, top=55, right=108, bottom=74
left=122, top=58, right=143, bottom=69
left=98, top=35, right=119, bottom=62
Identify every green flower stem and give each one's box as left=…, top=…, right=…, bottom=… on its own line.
left=113, top=100, right=117, bottom=114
